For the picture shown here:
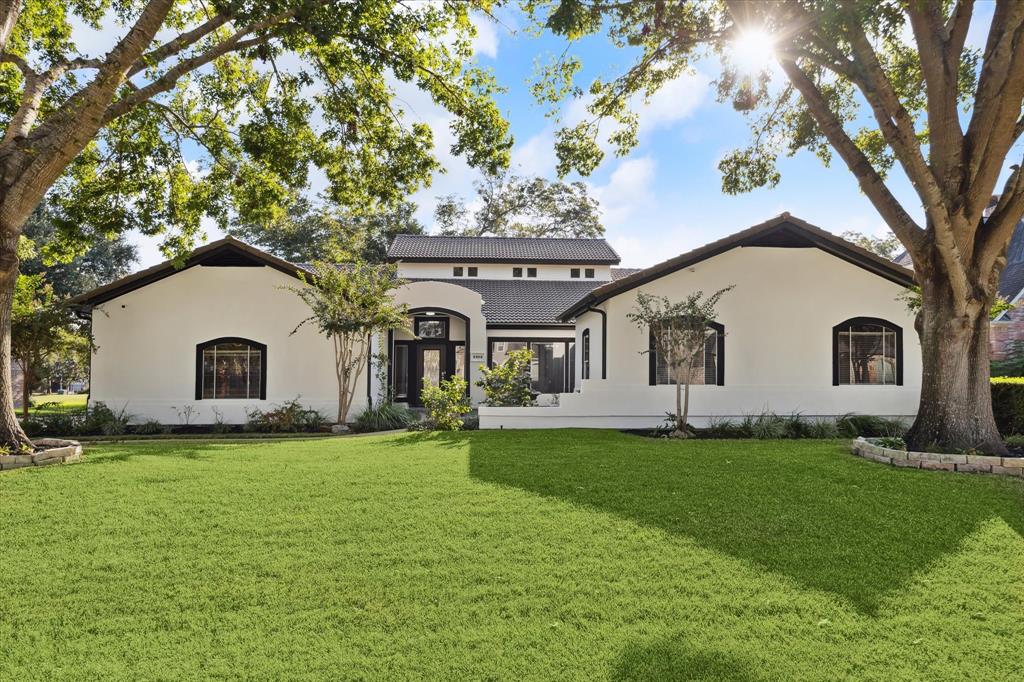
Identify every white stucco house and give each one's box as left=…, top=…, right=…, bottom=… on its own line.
left=69, top=213, right=921, bottom=428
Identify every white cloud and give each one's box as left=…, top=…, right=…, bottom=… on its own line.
left=471, top=14, right=499, bottom=59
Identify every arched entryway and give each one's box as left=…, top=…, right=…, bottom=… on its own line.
left=389, top=306, right=472, bottom=407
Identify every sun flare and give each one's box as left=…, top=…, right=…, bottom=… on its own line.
left=728, top=28, right=776, bottom=74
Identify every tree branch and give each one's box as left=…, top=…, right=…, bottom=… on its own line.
left=777, top=57, right=928, bottom=260
left=0, top=0, right=19, bottom=56
left=103, top=10, right=295, bottom=124
left=126, top=13, right=230, bottom=78
left=963, top=0, right=1024, bottom=218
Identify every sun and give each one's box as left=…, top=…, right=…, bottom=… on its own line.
left=728, top=28, right=776, bottom=75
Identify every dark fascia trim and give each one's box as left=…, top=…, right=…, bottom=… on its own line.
left=195, top=337, right=267, bottom=400
left=832, top=316, right=903, bottom=386
left=585, top=307, right=608, bottom=380
left=391, top=256, right=620, bottom=265
left=69, top=237, right=308, bottom=309
left=407, top=307, right=471, bottom=395
left=558, top=213, right=917, bottom=321
left=648, top=321, right=725, bottom=386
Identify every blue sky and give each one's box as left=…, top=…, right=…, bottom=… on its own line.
left=118, top=4, right=1007, bottom=269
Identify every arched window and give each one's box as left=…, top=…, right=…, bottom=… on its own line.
left=832, top=318, right=902, bottom=386
left=196, top=338, right=267, bottom=399
left=581, top=329, right=591, bottom=380
left=648, top=322, right=725, bottom=386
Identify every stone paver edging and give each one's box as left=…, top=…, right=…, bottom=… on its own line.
left=0, top=439, right=82, bottom=471
left=851, top=437, right=1024, bottom=476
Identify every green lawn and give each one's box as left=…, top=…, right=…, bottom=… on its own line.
left=25, top=392, right=87, bottom=415
left=2, top=431, right=1022, bottom=680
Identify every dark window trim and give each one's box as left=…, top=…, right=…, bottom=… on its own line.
left=584, top=268, right=595, bottom=278
left=467, top=266, right=478, bottom=277
left=486, top=336, right=576, bottom=393
left=407, top=307, right=471, bottom=396
left=647, top=321, right=724, bottom=387
left=832, top=317, right=903, bottom=386
left=453, top=266, right=464, bottom=277
left=571, top=268, right=581, bottom=278
left=582, top=328, right=590, bottom=380
left=513, top=267, right=523, bottom=277
left=195, top=337, right=267, bottom=400
left=414, top=316, right=449, bottom=340
left=527, top=267, right=537, bottom=278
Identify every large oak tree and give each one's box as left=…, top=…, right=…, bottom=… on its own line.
left=532, top=0, right=1024, bottom=453
left=0, top=0, right=510, bottom=447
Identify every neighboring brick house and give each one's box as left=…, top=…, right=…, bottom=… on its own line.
left=894, top=201, right=1024, bottom=361
left=989, top=220, right=1024, bottom=360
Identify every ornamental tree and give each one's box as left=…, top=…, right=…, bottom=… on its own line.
left=628, top=287, right=732, bottom=437
left=0, top=0, right=511, bottom=447
left=287, top=261, right=409, bottom=425
left=533, top=0, right=1024, bottom=453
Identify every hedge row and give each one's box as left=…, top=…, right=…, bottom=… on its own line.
left=991, top=377, right=1024, bottom=435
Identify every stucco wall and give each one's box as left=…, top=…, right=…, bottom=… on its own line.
left=90, top=265, right=360, bottom=424
left=392, top=281, right=488, bottom=403
left=482, top=246, right=922, bottom=429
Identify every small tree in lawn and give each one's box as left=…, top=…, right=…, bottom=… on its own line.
left=11, top=274, right=87, bottom=419
left=629, top=287, right=733, bottom=438
left=288, top=262, right=408, bottom=426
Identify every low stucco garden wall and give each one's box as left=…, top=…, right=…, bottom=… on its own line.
left=851, top=437, right=1024, bottom=476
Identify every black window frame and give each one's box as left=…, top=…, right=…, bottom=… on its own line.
left=527, top=267, right=538, bottom=278
left=584, top=268, right=595, bottom=278
left=195, top=337, right=267, bottom=400
left=647, top=322, right=725, bottom=386
left=467, top=266, right=478, bottom=277
left=487, top=337, right=575, bottom=393
left=832, top=317, right=903, bottom=386
left=453, top=266, right=464, bottom=277
left=581, top=329, right=591, bottom=380
left=571, top=268, right=581, bottom=278
left=415, top=316, right=449, bottom=340
left=513, top=267, right=523, bottom=277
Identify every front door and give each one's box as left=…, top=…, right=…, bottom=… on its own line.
left=415, top=344, right=447, bottom=406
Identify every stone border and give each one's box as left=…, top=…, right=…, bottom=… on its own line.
left=851, top=437, right=1024, bottom=476
left=0, top=439, right=82, bottom=472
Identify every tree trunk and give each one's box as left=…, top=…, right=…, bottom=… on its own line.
left=674, top=378, right=683, bottom=432
left=0, top=240, right=30, bottom=449
left=20, top=363, right=29, bottom=420
left=905, top=276, right=1005, bottom=454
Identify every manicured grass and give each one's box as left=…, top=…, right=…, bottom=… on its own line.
left=25, top=393, right=87, bottom=415
left=2, top=431, right=1022, bottom=680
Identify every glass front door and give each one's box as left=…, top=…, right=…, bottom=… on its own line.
left=415, top=344, right=446, bottom=405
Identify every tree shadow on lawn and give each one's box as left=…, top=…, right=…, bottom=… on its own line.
left=612, top=636, right=764, bottom=682
left=81, top=441, right=259, bottom=464
left=467, top=430, right=1024, bottom=614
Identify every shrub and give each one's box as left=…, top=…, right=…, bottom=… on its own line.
left=421, top=376, right=471, bottom=431
left=352, top=403, right=416, bottom=433
left=82, top=402, right=132, bottom=436
left=835, top=413, right=906, bottom=438
left=245, top=398, right=325, bottom=433
left=477, top=349, right=534, bottom=406
left=875, top=436, right=907, bottom=450
left=991, top=377, right=1024, bottom=435
left=133, top=419, right=169, bottom=435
